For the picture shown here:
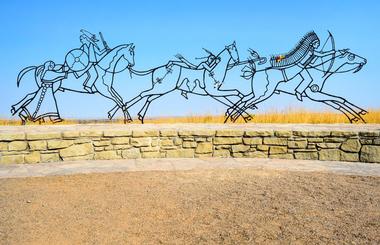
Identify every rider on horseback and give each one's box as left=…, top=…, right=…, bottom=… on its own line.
left=271, top=31, right=338, bottom=101
left=76, top=29, right=110, bottom=92
left=167, top=48, right=221, bottom=72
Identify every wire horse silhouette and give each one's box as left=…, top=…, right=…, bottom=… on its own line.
left=12, top=30, right=367, bottom=124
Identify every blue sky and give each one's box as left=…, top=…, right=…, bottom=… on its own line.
left=0, top=0, right=379, bottom=119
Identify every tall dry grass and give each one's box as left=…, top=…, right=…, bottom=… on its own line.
left=1, top=109, right=380, bottom=125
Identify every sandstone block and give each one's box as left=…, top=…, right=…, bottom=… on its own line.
left=288, top=140, right=307, bottom=149
left=213, top=149, right=230, bottom=157
left=122, top=148, right=141, bottom=159
left=214, top=137, right=242, bottom=145
left=216, top=130, right=244, bottom=137
left=103, top=130, right=132, bottom=137
left=257, top=145, right=269, bottom=151
left=307, top=138, right=324, bottom=143
left=29, top=141, right=47, bottom=151
left=244, top=151, right=267, bottom=158
left=360, top=145, right=380, bottom=163
left=64, top=154, right=93, bottom=161
left=341, top=152, right=359, bottom=162
left=94, top=147, right=104, bottom=152
left=0, top=155, right=24, bottom=164
left=174, top=138, right=182, bottom=145
left=27, top=132, right=61, bottom=140
left=0, top=142, right=7, bottom=151
left=231, top=144, right=250, bottom=153
left=160, top=139, right=174, bottom=146
left=8, top=141, right=28, bottom=151
left=341, top=139, right=361, bottom=153
left=59, top=143, right=93, bottom=158
left=195, top=137, right=206, bottom=142
left=132, top=130, right=159, bottom=137
left=293, top=131, right=330, bottom=137
left=331, top=131, right=358, bottom=137
left=269, top=146, right=288, bottom=154
left=245, top=131, right=273, bottom=137
left=94, top=151, right=119, bottom=160
left=183, top=141, right=197, bottom=148
left=93, top=140, right=111, bottom=147
left=324, top=137, right=346, bottom=143
left=373, top=138, right=380, bottom=145
left=317, top=143, right=341, bottom=149
left=111, top=137, right=130, bottom=145
left=24, top=152, right=41, bottom=164
left=269, top=154, right=294, bottom=160
left=62, top=131, right=80, bottom=138
left=263, top=137, right=287, bottom=146
left=141, top=146, right=160, bottom=152
left=160, top=130, right=178, bottom=137
left=41, top=153, right=60, bottom=162
left=166, top=149, right=194, bottom=158
left=359, top=131, right=379, bottom=137
left=130, top=138, right=151, bottom=147
left=294, top=152, right=318, bottom=160
left=141, top=151, right=161, bottom=158
left=274, top=130, right=292, bottom=137
left=243, top=137, right=262, bottom=145
left=0, top=133, right=25, bottom=141
left=80, top=131, right=103, bottom=137
left=47, top=140, right=74, bottom=149
left=319, top=149, right=341, bottom=161
left=113, top=145, right=132, bottom=150
left=196, top=142, right=213, bottom=154
left=179, top=130, right=215, bottom=137
left=74, top=138, right=91, bottom=144
left=360, top=139, right=373, bottom=145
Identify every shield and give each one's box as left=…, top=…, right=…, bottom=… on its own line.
left=65, top=49, right=89, bottom=72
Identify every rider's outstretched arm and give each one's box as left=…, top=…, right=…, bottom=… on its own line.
left=314, top=50, right=335, bottom=57
left=178, top=57, right=197, bottom=69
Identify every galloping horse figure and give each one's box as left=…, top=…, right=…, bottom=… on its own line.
left=109, top=41, right=244, bottom=123
left=225, top=32, right=367, bottom=123
left=63, top=43, right=136, bottom=122
left=227, top=48, right=367, bottom=122
left=12, top=43, right=136, bottom=123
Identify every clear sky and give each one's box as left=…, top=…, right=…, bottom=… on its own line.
left=0, top=0, right=379, bottom=119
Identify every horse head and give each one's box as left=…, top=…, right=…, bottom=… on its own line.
left=330, top=49, right=366, bottom=74
left=123, top=43, right=135, bottom=68
left=225, top=41, right=240, bottom=63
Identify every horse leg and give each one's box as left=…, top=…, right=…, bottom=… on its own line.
left=304, top=88, right=365, bottom=123
left=229, top=72, right=279, bottom=122
left=137, top=89, right=177, bottom=123
left=95, top=76, right=131, bottom=123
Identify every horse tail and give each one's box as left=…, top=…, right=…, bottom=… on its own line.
left=17, top=66, right=36, bottom=87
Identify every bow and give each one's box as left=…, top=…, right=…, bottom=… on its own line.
left=321, top=31, right=335, bottom=77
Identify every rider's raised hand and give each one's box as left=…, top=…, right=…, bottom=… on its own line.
left=175, top=54, right=184, bottom=60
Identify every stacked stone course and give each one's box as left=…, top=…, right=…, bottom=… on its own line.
left=0, top=128, right=379, bottom=164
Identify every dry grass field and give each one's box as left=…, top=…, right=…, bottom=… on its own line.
left=2, top=109, right=380, bottom=125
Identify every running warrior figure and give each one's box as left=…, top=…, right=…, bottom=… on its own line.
left=270, top=31, right=337, bottom=101
left=12, top=61, right=68, bottom=124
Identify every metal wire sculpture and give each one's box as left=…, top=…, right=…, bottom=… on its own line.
left=11, top=30, right=367, bottom=124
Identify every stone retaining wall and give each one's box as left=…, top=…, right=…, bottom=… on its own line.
left=0, top=126, right=380, bottom=164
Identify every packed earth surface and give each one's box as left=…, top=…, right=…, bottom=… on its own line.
left=1, top=166, right=379, bottom=244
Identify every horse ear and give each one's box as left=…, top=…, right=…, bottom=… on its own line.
left=233, top=41, right=236, bottom=46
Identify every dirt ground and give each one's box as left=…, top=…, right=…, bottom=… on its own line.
left=1, top=169, right=379, bottom=244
